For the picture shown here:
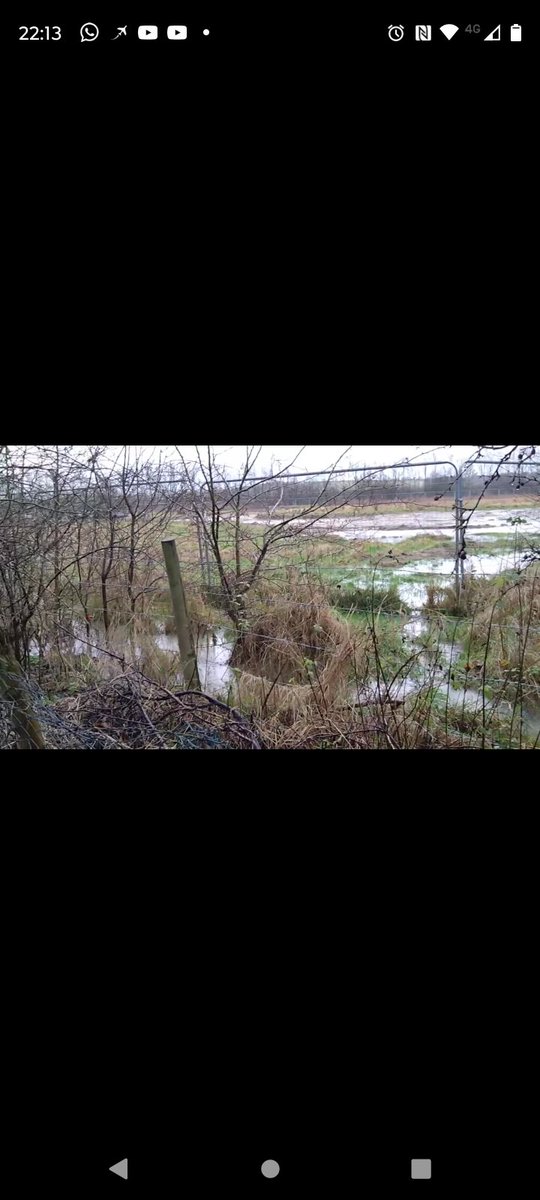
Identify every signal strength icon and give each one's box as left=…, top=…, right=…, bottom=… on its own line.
left=440, top=24, right=459, bottom=40
left=484, top=25, right=501, bottom=41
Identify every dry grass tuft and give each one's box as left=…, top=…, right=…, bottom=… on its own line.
left=228, top=574, right=366, bottom=720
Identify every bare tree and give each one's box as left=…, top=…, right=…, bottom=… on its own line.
left=174, top=445, right=392, bottom=637
left=119, top=447, right=177, bottom=626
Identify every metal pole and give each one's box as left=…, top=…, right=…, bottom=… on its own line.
left=454, top=471, right=462, bottom=607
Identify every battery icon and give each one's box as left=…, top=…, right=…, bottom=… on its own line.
left=510, top=24, right=522, bottom=41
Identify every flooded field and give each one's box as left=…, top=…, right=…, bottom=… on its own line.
left=29, top=502, right=538, bottom=747
left=395, top=553, right=524, bottom=606
left=242, top=506, right=538, bottom=541
left=293, top=502, right=538, bottom=609
left=336, top=551, right=531, bottom=609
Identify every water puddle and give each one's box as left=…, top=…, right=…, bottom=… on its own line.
left=156, top=627, right=234, bottom=694
left=31, top=623, right=235, bottom=698
left=402, top=615, right=427, bottom=640
left=397, top=555, right=521, bottom=578
left=351, top=606, right=539, bottom=738
left=337, top=547, right=526, bottom=610
left=401, top=617, right=453, bottom=662
left=394, top=555, right=526, bottom=607
left=398, top=581, right=431, bottom=607
left=348, top=671, right=537, bottom=735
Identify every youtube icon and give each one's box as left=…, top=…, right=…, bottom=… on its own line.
left=138, top=25, right=158, bottom=39
left=167, top=25, right=187, bottom=39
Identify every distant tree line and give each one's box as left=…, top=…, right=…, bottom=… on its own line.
left=211, top=465, right=540, bottom=511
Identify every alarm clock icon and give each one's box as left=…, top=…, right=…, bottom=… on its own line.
left=388, top=24, right=405, bottom=42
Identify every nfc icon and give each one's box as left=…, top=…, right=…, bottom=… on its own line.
left=415, top=25, right=432, bottom=41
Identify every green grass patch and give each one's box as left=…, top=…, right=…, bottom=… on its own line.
left=331, top=579, right=408, bottom=615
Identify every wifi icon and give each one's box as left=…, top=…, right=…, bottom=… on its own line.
left=440, top=24, right=459, bottom=40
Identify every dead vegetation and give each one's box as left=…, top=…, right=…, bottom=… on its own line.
left=228, top=573, right=365, bottom=723
left=424, top=567, right=540, bottom=707
left=254, top=708, right=464, bottom=750
left=54, top=673, right=263, bottom=749
left=1, top=667, right=263, bottom=750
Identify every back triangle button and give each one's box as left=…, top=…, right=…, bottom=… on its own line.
left=109, top=1159, right=128, bottom=1180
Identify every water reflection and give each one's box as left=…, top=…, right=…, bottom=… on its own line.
left=349, top=671, right=537, bottom=733
left=394, top=555, right=525, bottom=608
left=32, top=622, right=235, bottom=697
left=155, top=627, right=234, bottom=694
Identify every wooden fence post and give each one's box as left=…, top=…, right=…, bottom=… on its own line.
left=161, top=539, right=201, bottom=690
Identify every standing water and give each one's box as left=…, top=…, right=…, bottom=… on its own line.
left=155, top=626, right=234, bottom=694
left=30, top=622, right=236, bottom=698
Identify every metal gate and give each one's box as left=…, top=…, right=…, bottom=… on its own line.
left=195, top=456, right=531, bottom=608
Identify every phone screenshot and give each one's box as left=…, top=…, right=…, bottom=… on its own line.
left=8, top=11, right=531, bottom=1198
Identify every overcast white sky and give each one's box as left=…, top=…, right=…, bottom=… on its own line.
left=55, top=445, right=533, bottom=478
left=171, top=445, right=484, bottom=475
